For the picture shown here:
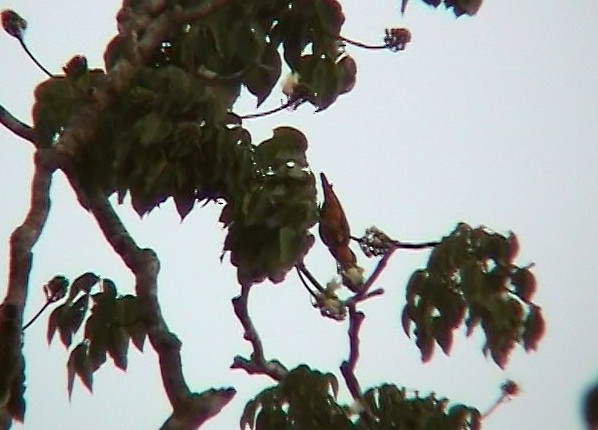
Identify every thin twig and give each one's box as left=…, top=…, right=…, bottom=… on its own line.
left=22, top=301, right=51, bottom=331
left=340, top=305, right=366, bottom=400
left=296, top=263, right=326, bottom=293
left=361, top=249, right=396, bottom=294
left=482, top=392, right=509, bottom=419
left=18, top=39, right=54, bottom=78
left=339, top=35, right=386, bottom=50
left=231, top=284, right=288, bottom=381
left=295, top=266, right=319, bottom=301
left=394, top=240, right=440, bottom=249
left=0, top=103, right=35, bottom=145
left=238, top=98, right=305, bottom=120
left=350, top=235, right=439, bottom=250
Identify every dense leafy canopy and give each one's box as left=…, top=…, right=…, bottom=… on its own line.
left=0, top=0, right=551, bottom=429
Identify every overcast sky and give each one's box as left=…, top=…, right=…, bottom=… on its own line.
left=1, top=1, right=597, bottom=429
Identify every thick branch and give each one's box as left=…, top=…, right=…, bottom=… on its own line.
left=231, top=285, right=288, bottom=381
left=0, top=150, right=55, bottom=424
left=65, top=182, right=235, bottom=428
left=67, top=183, right=192, bottom=403
left=0, top=103, right=35, bottom=145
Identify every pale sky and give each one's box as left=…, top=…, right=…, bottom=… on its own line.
left=1, top=1, right=597, bottom=429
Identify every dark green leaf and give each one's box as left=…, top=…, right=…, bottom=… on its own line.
left=244, top=43, right=282, bottom=107
left=173, top=188, right=196, bottom=220
left=58, top=321, right=73, bottom=349
left=47, top=303, right=65, bottom=344
left=68, top=272, right=99, bottom=301
left=68, top=293, right=90, bottom=334
left=67, top=343, right=93, bottom=399
left=255, top=406, right=288, bottom=430
left=314, top=0, right=345, bottom=35
left=107, top=327, right=129, bottom=371
left=117, top=295, right=146, bottom=352
left=240, top=398, right=258, bottom=430
left=101, top=279, right=117, bottom=299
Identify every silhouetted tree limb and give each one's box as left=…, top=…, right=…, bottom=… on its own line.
left=0, top=150, right=55, bottom=423
left=340, top=304, right=369, bottom=421
left=0, top=103, right=34, bottom=145
left=231, top=284, right=288, bottom=381
left=63, top=182, right=232, bottom=428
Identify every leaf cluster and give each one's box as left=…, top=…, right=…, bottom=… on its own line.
left=401, top=223, right=545, bottom=367
left=45, top=273, right=146, bottom=397
left=357, top=384, right=480, bottom=430
left=220, top=127, right=318, bottom=286
left=241, top=364, right=349, bottom=430
left=241, top=366, right=481, bottom=430
left=31, top=0, right=354, bottom=286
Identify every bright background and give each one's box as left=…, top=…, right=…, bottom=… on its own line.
left=1, top=1, right=597, bottom=429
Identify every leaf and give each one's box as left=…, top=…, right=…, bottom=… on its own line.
left=243, top=43, right=282, bottom=107
left=451, top=0, right=483, bottom=16
left=67, top=343, right=93, bottom=399
left=58, top=321, right=73, bottom=349
left=325, top=372, right=339, bottom=399
left=101, top=279, right=117, bottom=299
left=416, top=328, right=435, bottom=363
left=434, top=321, right=453, bottom=355
left=107, top=327, right=130, bottom=371
left=511, top=268, right=536, bottom=303
left=68, top=272, right=99, bottom=301
left=65, top=294, right=90, bottom=337
left=134, top=112, right=173, bottom=146
left=522, top=304, right=545, bottom=352
left=255, top=406, right=288, bottom=430
left=314, top=0, right=345, bottom=35
left=173, top=188, right=196, bottom=220
left=47, top=303, right=65, bottom=344
left=240, top=398, right=258, bottom=430
left=117, top=295, right=146, bottom=352
left=401, top=306, right=412, bottom=338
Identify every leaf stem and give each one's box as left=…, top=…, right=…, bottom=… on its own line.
left=18, top=38, right=54, bottom=78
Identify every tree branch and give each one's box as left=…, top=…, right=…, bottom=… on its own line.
left=340, top=305, right=365, bottom=400
left=64, top=178, right=234, bottom=428
left=0, top=103, right=35, bottom=145
left=0, top=150, right=55, bottom=424
left=68, top=185, right=186, bottom=397
left=231, top=284, right=288, bottom=381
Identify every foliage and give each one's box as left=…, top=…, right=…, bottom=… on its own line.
left=241, top=366, right=481, bottom=430
left=45, top=274, right=146, bottom=398
left=0, top=0, right=548, bottom=429
left=401, top=224, right=544, bottom=367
